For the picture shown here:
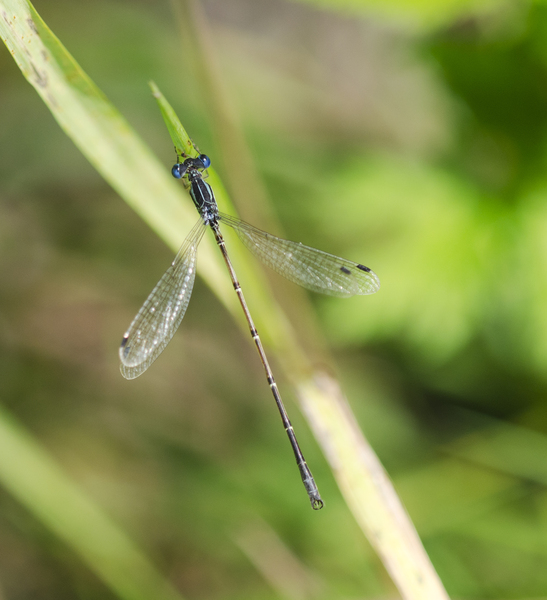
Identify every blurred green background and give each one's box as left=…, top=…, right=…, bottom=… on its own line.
left=2, top=0, right=547, bottom=598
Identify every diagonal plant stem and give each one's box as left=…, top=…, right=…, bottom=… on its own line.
left=172, top=1, right=451, bottom=598
left=0, top=0, right=450, bottom=598
left=0, top=0, right=230, bottom=306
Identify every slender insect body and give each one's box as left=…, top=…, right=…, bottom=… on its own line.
left=120, top=151, right=380, bottom=509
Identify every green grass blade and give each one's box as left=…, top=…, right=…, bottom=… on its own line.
left=0, top=0, right=231, bottom=305
left=150, top=81, right=197, bottom=159
left=0, top=404, right=184, bottom=600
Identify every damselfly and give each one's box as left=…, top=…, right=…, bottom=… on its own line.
left=119, top=153, right=380, bottom=509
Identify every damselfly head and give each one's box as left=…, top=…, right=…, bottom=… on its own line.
left=174, top=155, right=210, bottom=177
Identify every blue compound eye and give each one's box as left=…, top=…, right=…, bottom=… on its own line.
left=171, top=163, right=187, bottom=179
left=198, top=154, right=211, bottom=169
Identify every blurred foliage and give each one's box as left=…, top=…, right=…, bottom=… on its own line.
left=2, top=0, right=547, bottom=599
left=290, top=0, right=504, bottom=31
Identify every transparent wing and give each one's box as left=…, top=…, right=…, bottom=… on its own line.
left=219, top=212, right=380, bottom=297
left=119, top=218, right=207, bottom=379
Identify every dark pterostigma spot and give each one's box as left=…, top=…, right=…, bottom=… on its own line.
left=357, top=264, right=371, bottom=272
left=340, top=266, right=351, bottom=274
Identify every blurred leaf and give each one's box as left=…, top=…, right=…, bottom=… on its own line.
left=319, top=155, right=488, bottom=363
left=287, top=0, right=504, bottom=30
left=319, top=152, right=547, bottom=386
left=0, top=404, right=184, bottom=600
